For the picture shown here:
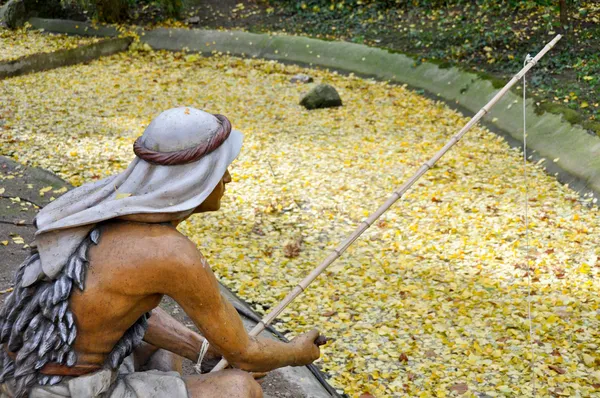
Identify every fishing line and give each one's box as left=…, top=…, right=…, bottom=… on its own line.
left=523, top=53, right=536, bottom=396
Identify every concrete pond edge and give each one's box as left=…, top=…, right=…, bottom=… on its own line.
left=19, top=18, right=600, bottom=199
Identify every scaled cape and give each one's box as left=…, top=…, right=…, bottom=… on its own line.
left=23, top=108, right=243, bottom=286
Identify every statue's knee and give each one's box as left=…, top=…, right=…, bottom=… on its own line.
left=227, top=370, right=263, bottom=398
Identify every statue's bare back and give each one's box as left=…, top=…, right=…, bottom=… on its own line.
left=70, top=222, right=176, bottom=366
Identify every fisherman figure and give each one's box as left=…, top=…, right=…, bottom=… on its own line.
left=0, top=108, right=322, bottom=398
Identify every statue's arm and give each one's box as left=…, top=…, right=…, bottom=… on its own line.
left=143, top=307, right=221, bottom=363
left=160, top=237, right=320, bottom=373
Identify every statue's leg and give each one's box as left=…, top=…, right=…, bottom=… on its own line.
left=146, top=348, right=184, bottom=373
left=132, top=343, right=260, bottom=397
left=132, top=342, right=158, bottom=369
left=133, top=342, right=183, bottom=373
left=184, top=370, right=263, bottom=398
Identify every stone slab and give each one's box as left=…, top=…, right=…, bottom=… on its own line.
left=29, top=17, right=121, bottom=37
left=0, top=156, right=71, bottom=305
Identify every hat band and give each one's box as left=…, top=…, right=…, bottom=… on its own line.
left=133, top=114, right=232, bottom=166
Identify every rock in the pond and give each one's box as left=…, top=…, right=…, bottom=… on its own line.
left=290, top=73, right=313, bottom=84
left=0, top=0, right=26, bottom=29
left=300, top=84, right=342, bottom=110
left=1, top=0, right=64, bottom=29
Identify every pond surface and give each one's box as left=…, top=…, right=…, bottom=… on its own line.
left=1, top=50, right=599, bottom=397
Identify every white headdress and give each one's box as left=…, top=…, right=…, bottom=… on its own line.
left=22, top=107, right=243, bottom=286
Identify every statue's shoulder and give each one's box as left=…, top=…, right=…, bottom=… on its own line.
left=100, top=219, right=178, bottom=237
left=98, top=221, right=200, bottom=265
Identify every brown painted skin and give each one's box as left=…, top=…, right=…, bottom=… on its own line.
left=68, top=169, right=321, bottom=398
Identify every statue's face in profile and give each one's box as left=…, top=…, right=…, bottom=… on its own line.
left=194, top=169, right=232, bottom=213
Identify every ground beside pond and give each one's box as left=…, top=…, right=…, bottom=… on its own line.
left=11, top=0, right=597, bottom=134
left=169, top=0, right=599, bottom=136
left=2, top=42, right=600, bottom=396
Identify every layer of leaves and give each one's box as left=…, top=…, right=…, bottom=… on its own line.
left=0, top=24, right=100, bottom=61
left=1, top=50, right=600, bottom=396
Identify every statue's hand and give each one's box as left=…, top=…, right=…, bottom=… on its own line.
left=289, top=329, right=322, bottom=366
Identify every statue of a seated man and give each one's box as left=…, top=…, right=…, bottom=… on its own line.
left=0, top=108, right=321, bottom=398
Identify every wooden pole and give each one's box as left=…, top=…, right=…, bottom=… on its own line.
left=211, top=34, right=562, bottom=373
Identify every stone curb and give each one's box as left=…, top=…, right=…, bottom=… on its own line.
left=0, top=36, right=131, bottom=80
left=25, top=18, right=600, bottom=197
left=29, top=17, right=121, bottom=37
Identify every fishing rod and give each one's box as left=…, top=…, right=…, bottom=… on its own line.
left=212, top=34, right=563, bottom=373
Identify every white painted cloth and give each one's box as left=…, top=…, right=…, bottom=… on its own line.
left=23, top=107, right=243, bottom=285
left=1, top=356, right=189, bottom=398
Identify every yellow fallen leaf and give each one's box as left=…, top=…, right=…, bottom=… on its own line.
left=12, top=236, right=24, bottom=245
left=583, top=354, right=595, bottom=366
left=115, top=192, right=132, bottom=199
left=577, top=263, right=591, bottom=275
left=39, top=186, right=53, bottom=196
